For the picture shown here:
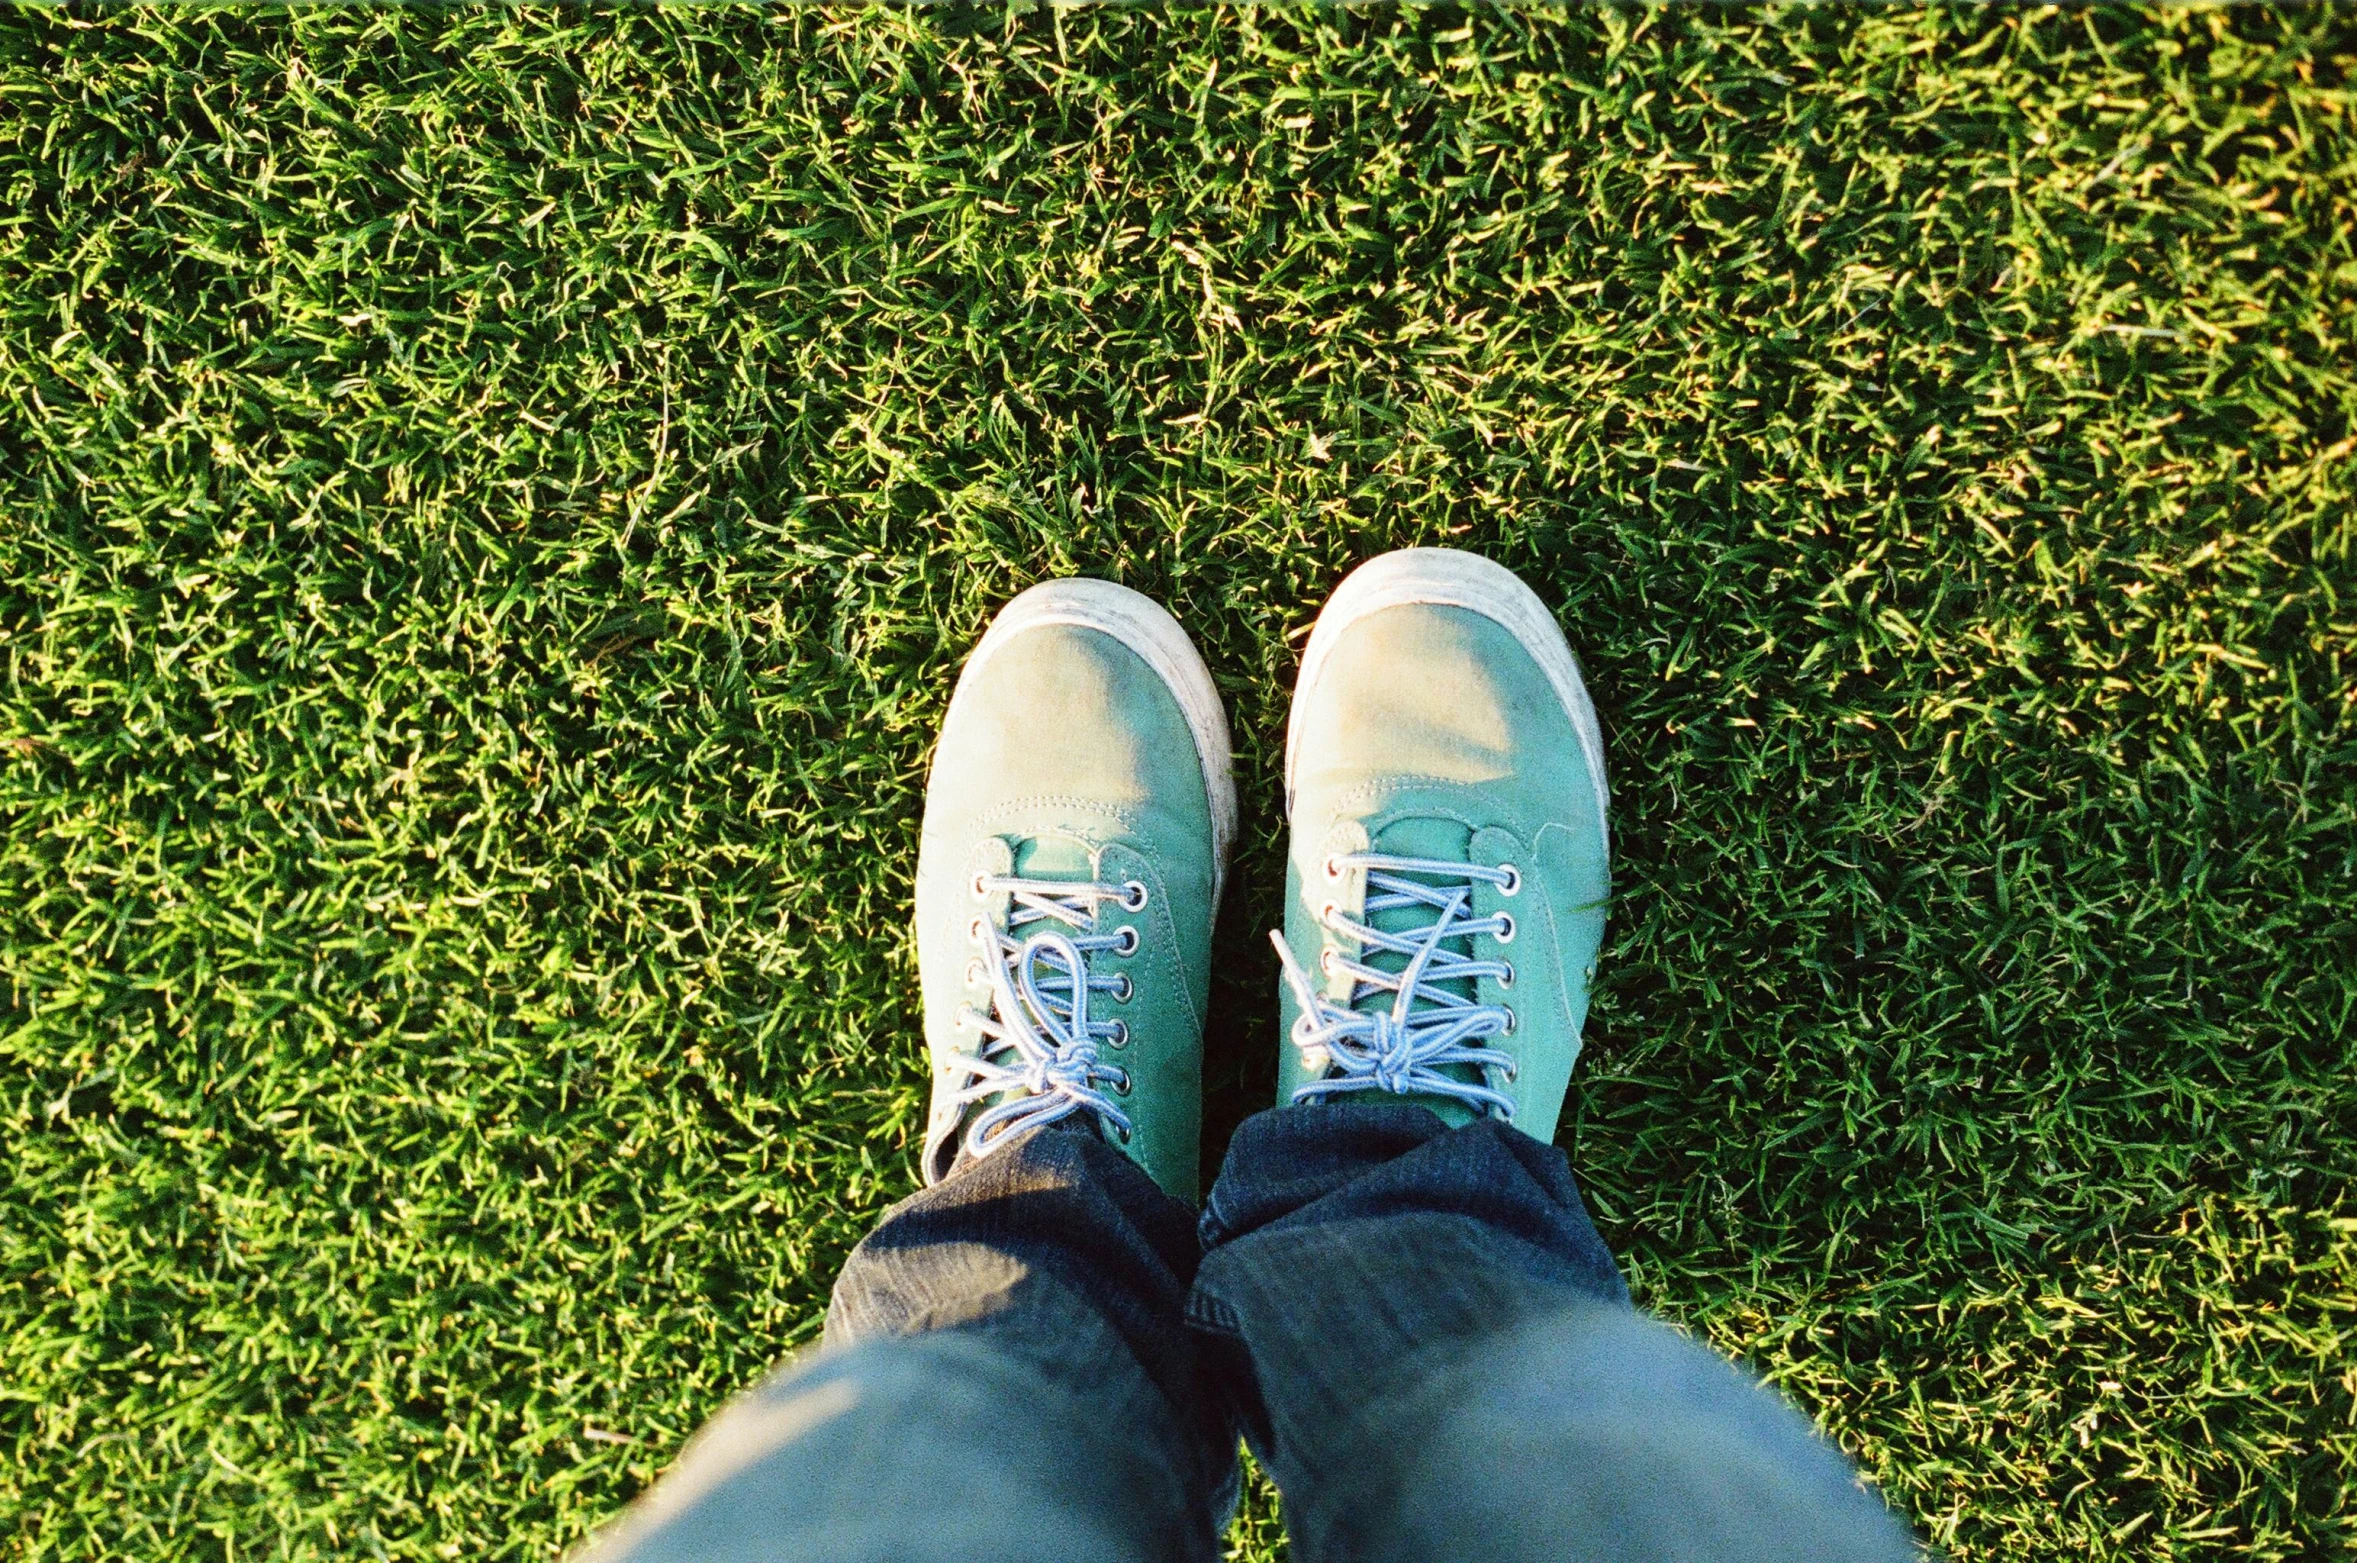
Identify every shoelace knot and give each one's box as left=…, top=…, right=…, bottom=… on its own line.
left=951, top=873, right=1144, bottom=1160
left=1273, top=852, right=1521, bottom=1120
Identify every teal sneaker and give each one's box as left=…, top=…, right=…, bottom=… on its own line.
left=1273, top=549, right=1609, bottom=1134
left=916, top=579, right=1235, bottom=1202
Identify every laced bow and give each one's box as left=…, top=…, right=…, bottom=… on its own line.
left=1272, top=852, right=1520, bottom=1119
left=951, top=874, right=1139, bottom=1160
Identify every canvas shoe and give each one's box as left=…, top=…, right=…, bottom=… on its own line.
left=1273, top=549, right=1609, bottom=1133
left=915, top=579, right=1235, bottom=1201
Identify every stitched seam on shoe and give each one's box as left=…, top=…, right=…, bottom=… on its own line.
left=1326, top=775, right=1490, bottom=813
left=969, top=796, right=1150, bottom=834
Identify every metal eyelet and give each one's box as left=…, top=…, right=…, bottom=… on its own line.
left=1319, top=947, right=1338, bottom=976
left=970, top=872, right=991, bottom=900
left=1111, top=1069, right=1132, bottom=1096
left=1114, top=1123, right=1133, bottom=1144
left=1115, top=926, right=1140, bottom=956
left=1497, top=864, right=1522, bottom=897
left=1504, top=1059, right=1520, bottom=1081
left=1107, top=1020, right=1130, bottom=1048
left=1497, top=963, right=1516, bottom=989
left=1113, top=974, right=1134, bottom=1002
left=1319, top=901, right=1339, bottom=927
left=964, top=960, right=985, bottom=986
left=1495, top=913, right=1516, bottom=945
left=1322, top=855, right=1344, bottom=882
left=967, top=916, right=987, bottom=944
left=1501, top=1008, right=1517, bottom=1035
left=1121, top=879, right=1149, bottom=912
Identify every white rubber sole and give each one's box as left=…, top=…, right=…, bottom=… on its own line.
left=1286, top=548, right=1609, bottom=852
left=955, top=578, right=1238, bottom=900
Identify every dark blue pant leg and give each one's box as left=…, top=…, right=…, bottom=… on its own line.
left=1191, top=1104, right=1917, bottom=1563
left=586, top=1127, right=1232, bottom=1563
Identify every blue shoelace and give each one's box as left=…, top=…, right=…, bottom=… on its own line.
left=1272, top=852, right=1520, bottom=1120
left=952, top=873, right=1143, bottom=1161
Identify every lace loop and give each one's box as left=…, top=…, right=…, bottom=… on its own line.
left=951, top=874, right=1139, bottom=1160
left=1274, top=853, right=1519, bottom=1119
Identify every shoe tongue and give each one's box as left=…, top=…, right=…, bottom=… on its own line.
left=1369, top=816, right=1473, bottom=875
left=1001, top=836, right=1102, bottom=991
left=1363, top=816, right=1476, bottom=996
left=1010, top=836, right=1097, bottom=882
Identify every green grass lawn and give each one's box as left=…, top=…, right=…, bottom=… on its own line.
left=2, top=6, right=2352, bottom=1559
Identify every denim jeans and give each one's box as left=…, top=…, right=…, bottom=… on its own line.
left=584, top=1105, right=1916, bottom=1563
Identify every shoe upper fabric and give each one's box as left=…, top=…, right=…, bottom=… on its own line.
left=918, top=603, right=1223, bottom=1202
left=1280, top=573, right=1609, bottom=1135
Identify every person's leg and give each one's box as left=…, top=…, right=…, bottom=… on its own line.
left=1218, top=548, right=1916, bottom=1562
left=1193, top=1103, right=1914, bottom=1563
left=582, top=579, right=1240, bottom=1562
left=587, top=1123, right=1229, bottom=1563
